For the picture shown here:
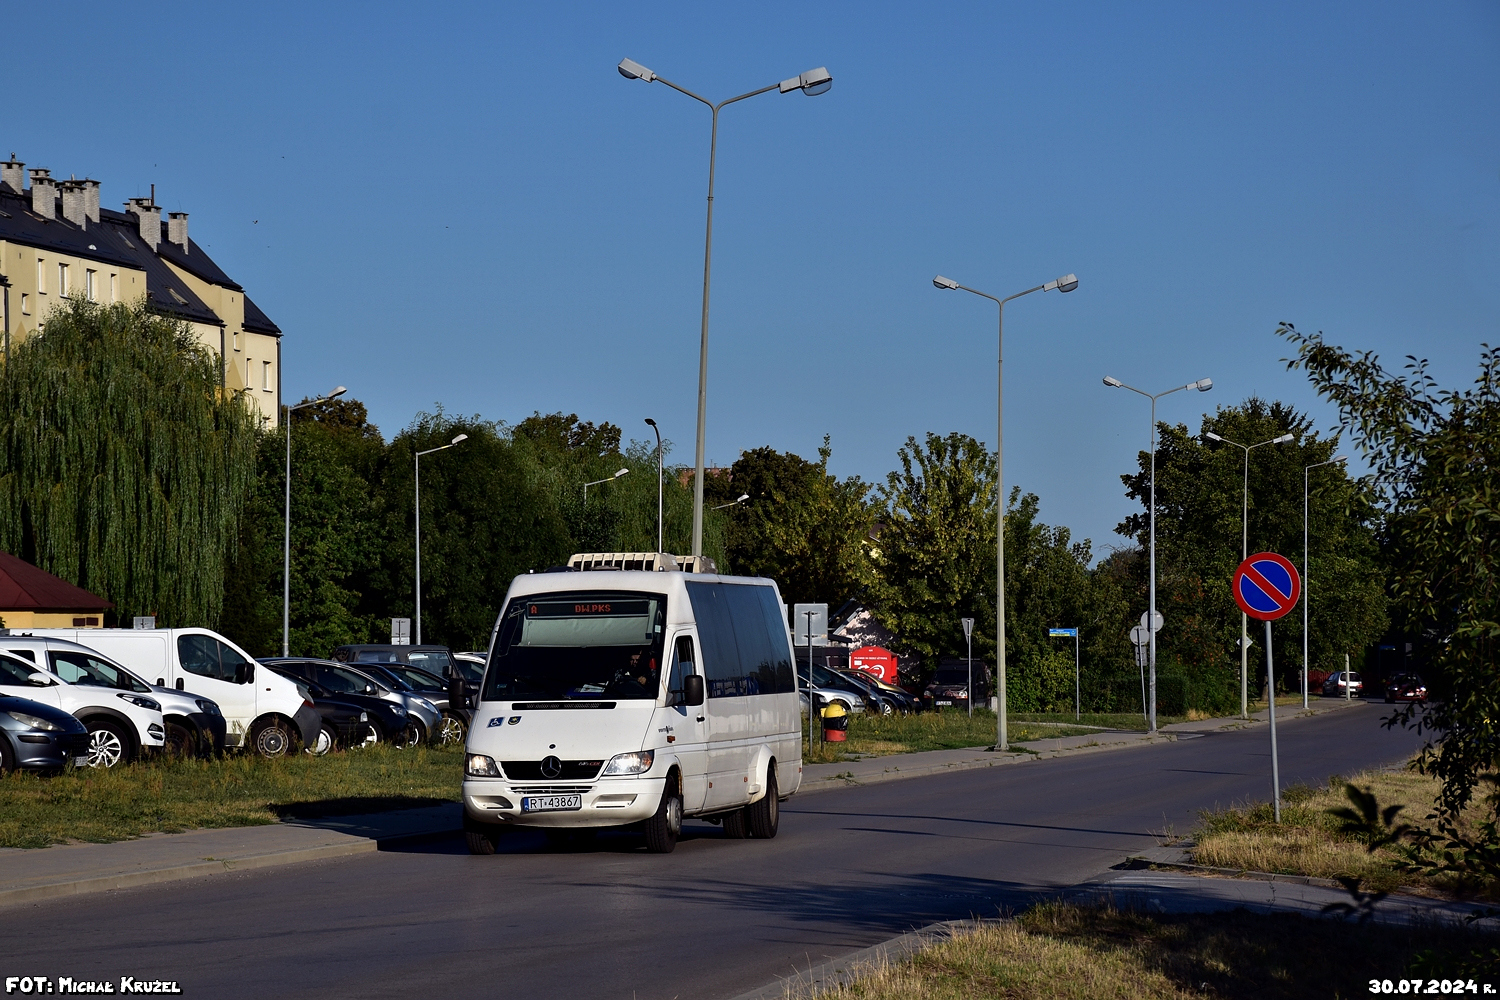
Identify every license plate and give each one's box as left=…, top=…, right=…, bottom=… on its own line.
left=935, top=700, right=953, bottom=706
left=73, top=756, right=91, bottom=768
left=521, top=794, right=582, bottom=813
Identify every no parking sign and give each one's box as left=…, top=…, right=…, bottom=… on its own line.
left=1232, top=552, right=1300, bottom=622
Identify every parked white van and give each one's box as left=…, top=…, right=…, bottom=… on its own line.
left=29, top=628, right=318, bottom=757
left=462, top=567, right=802, bottom=855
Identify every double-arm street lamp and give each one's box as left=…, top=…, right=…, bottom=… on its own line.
left=1104, top=376, right=1214, bottom=733
left=283, top=386, right=347, bottom=657
left=1204, top=430, right=1295, bottom=717
left=932, top=273, right=1079, bottom=750
left=644, top=419, right=664, bottom=553
left=415, top=433, right=468, bottom=645
left=1303, top=454, right=1347, bottom=708
left=618, top=57, right=832, bottom=560
left=584, top=468, right=630, bottom=504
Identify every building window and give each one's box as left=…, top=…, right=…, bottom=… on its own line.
left=232, top=330, right=240, bottom=351
left=85, top=269, right=96, bottom=301
left=58, top=263, right=69, bottom=296
left=36, top=258, right=45, bottom=294
left=262, top=360, right=273, bottom=391
left=109, top=273, right=118, bottom=302
left=20, top=293, right=29, bottom=315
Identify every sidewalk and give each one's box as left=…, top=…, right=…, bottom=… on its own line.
left=0, top=697, right=1370, bottom=909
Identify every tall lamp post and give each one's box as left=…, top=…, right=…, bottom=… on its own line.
left=618, top=57, right=833, bottom=560
left=1103, top=376, right=1214, bottom=733
left=933, top=273, right=1079, bottom=750
left=1204, top=430, right=1295, bottom=716
left=283, top=385, right=347, bottom=656
left=644, top=418, right=664, bottom=553
left=415, top=432, right=468, bottom=645
left=584, top=468, right=629, bottom=504
left=1303, top=454, right=1347, bottom=708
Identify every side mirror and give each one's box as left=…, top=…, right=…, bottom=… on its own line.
left=27, top=672, right=51, bottom=687
left=308, top=684, right=327, bottom=699
left=683, top=674, right=705, bottom=707
left=365, top=684, right=375, bottom=694
left=235, top=663, right=254, bottom=684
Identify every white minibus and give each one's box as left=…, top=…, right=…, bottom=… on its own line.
left=462, top=567, right=802, bottom=854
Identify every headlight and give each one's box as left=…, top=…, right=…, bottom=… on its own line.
left=3, top=710, right=65, bottom=732
left=417, top=699, right=437, bottom=714
left=466, top=754, right=502, bottom=777
left=391, top=706, right=407, bottom=717
left=601, top=750, right=654, bottom=776
left=118, top=693, right=161, bottom=711
left=194, top=699, right=221, bottom=716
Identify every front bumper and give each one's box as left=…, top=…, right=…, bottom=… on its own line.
left=185, top=711, right=228, bottom=753
left=463, top=774, right=666, bottom=828
left=293, top=704, right=322, bottom=749
left=5, top=730, right=88, bottom=771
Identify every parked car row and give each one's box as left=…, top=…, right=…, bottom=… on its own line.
left=0, top=629, right=478, bottom=775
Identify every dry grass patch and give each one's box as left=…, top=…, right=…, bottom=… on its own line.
left=803, top=710, right=1096, bottom=763
left=809, top=902, right=1491, bottom=1000
left=0, top=745, right=464, bottom=848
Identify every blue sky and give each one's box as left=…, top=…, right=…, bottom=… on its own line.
left=8, top=1, right=1497, bottom=556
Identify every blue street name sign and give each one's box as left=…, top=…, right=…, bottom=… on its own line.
left=1048, top=628, right=1078, bottom=637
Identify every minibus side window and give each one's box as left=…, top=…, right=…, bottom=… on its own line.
left=666, top=636, right=695, bottom=705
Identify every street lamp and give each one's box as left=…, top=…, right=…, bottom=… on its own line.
left=619, top=57, right=832, bottom=560
left=584, top=468, right=630, bottom=504
left=1204, top=429, right=1295, bottom=717
left=1303, top=453, right=1347, bottom=709
left=645, top=419, right=663, bottom=551
left=934, top=273, right=1079, bottom=750
left=711, top=493, right=750, bottom=511
left=1103, top=376, right=1214, bottom=733
left=283, top=385, right=346, bottom=656
left=415, top=432, right=468, bottom=645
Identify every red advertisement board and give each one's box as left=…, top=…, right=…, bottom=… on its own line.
left=849, top=645, right=898, bottom=684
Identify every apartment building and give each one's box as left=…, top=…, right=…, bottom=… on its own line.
left=0, top=155, right=283, bottom=425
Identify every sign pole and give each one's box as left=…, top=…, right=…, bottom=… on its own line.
left=805, top=610, right=818, bottom=752
left=1345, top=652, right=1351, bottom=702
left=1074, top=629, right=1080, bottom=721
left=962, top=618, right=975, bottom=720
left=1266, top=619, right=1280, bottom=823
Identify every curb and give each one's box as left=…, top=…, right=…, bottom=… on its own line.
left=0, top=824, right=463, bottom=910
left=726, top=918, right=995, bottom=1000
left=1120, top=857, right=1346, bottom=889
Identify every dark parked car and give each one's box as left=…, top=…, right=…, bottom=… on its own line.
left=264, top=666, right=410, bottom=754
left=0, top=695, right=89, bottom=772
left=836, top=668, right=916, bottom=715
left=332, top=644, right=458, bottom=680
left=262, top=659, right=429, bottom=746
left=924, top=660, right=988, bottom=711
left=352, top=662, right=470, bottom=745
left=1384, top=673, right=1428, bottom=704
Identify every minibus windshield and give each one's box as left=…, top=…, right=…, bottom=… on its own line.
left=481, top=592, right=667, bottom=701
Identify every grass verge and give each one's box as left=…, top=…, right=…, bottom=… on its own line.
left=802, top=709, right=1097, bottom=764
left=1192, top=765, right=1497, bottom=900
left=0, top=745, right=464, bottom=849
left=1010, top=712, right=1187, bottom=731
left=809, top=901, right=1495, bottom=999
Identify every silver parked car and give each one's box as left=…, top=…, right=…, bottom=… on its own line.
left=260, top=658, right=439, bottom=746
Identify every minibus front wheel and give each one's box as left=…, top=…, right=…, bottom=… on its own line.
left=465, top=816, right=502, bottom=856
left=644, top=769, right=682, bottom=854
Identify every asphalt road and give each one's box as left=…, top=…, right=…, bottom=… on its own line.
left=2, top=702, right=1423, bottom=1000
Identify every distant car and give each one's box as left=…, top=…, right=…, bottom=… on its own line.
left=1384, top=673, right=1428, bottom=704
left=0, top=651, right=164, bottom=767
left=265, top=665, right=410, bottom=754
left=261, top=658, right=434, bottom=746
left=331, top=644, right=459, bottom=681
left=837, top=668, right=916, bottom=714
left=353, top=662, right=469, bottom=745
left=828, top=667, right=901, bottom=715
left=924, top=662, right=986, bottom=711
left=1321, top=671, right=1364, bottom=698
left=795, top=670, right=865, bottom=716
left=0, top=695, right=89, bottom=772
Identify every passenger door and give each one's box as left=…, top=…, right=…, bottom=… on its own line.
left=175, top=634, right=257, bottom=738
left=0, top=653, right=62, bottom=709
left=661, top=635, right=708, bottom=813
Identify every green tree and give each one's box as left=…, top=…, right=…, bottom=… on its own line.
left=1115, top=398, right=1387, bottom=708
left=708, top=438, right=874, bottom=607
left=0, top=298, right=259, bottom=626
left=1281, top=326, right=1499, bottom=817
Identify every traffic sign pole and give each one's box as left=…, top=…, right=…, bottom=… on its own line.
left=1233, top=552, right=1301, bottom=824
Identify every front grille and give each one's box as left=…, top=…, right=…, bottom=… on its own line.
left=59, top=733, right=89, bottom=755
left=508, top=785, right=592, bottom=795
left=502, top=760, right=604, bottom=781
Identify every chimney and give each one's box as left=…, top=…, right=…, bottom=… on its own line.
left=83, top=179, right=100, bottom=223
left=30, top=169, right=56, bottom=219
left=60, top=179, right=88, bottom=229
left=126, top=197, right=160, bottom=251
left=0, top=155, right=22, bottom=195
left=167, top=212, right=189, bottom=253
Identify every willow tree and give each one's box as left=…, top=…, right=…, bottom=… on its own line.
left=0, top=297, right=260, bottom=625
